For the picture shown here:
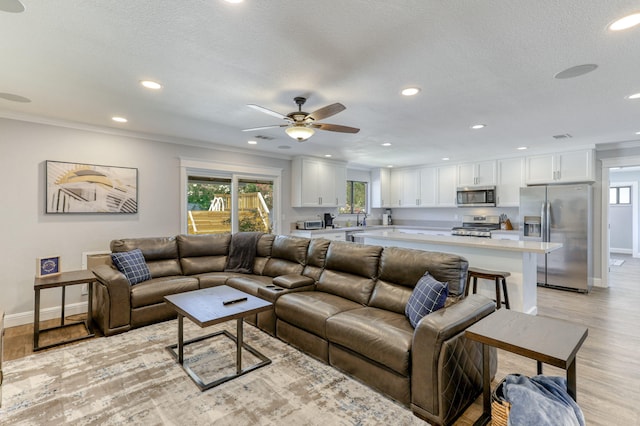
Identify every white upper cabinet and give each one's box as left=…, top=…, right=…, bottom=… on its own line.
left=497, top=157, right=524, bottom=206
left=437, top=165, right=457, bottom=207
left=457, top=160, right=497, bottom=187
left=389, top=168, right=420, bottom=207
left=525, top=149, right=594, bottom=185
left=291, top=156, right=347, bottom=207
left=371, top=168, right=391, bottom=208
left=418, top=166, right=437, bottom=207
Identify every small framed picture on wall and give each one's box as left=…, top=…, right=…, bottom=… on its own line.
left=36, top=256, right=61, bottom=277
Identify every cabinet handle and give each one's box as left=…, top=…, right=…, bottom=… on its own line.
left=557, top=170, right=561, bottom=180
left=319, top=197, right=322, bottom=204
left=399, top=199, right=402, bottom=206
left=335, top=197, right=338, bottom=205
left=416, top=198, right=420, bottom=206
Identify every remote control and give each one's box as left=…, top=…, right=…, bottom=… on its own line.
left=223, top=297, right=248, bottom=305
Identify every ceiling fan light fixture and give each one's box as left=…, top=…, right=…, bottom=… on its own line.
left=285, top=125, right=315, bottom=142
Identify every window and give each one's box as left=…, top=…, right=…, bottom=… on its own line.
left=610, top=186, right=631, bottom=205
left=339, top=181, right=368, bottom=214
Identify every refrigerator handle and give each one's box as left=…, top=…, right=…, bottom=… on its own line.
left=545, top=201, right=551, bottom=241
left=540, top=202, right=546, bottom=241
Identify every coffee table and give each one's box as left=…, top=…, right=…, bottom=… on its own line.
left=164, top=285, right=273, bottom=391
left=465, top=309, right=588, bottom=426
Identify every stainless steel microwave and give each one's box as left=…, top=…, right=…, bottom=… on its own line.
left=456, top=186, right=496, bottom=207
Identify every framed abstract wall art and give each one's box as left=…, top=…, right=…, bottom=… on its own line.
left=46, top=160, right=138, bottom=214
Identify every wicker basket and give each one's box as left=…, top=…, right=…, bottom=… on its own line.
left=491, top=377, right=511, bottom=426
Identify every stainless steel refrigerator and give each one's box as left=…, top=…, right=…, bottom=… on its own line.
left=520, top=184, right=593, bottom=292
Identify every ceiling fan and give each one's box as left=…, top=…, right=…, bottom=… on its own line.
left=243, top=96, right=360, bottom=142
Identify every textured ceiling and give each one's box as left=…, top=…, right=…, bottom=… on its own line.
left=1, top=0, right=640, bottom=167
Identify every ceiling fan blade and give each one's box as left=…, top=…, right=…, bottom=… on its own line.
left=312, top=123, right=360, bottom=134
left=247, top=104, right=289, bottom=120
left=242, top=124, right=288, bottom=132
left=307, top=103, right=346, bottom=121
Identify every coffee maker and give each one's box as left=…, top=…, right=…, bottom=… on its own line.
left=323, top=213, right=335, bottom=228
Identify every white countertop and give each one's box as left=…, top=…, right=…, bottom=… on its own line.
left=359, top=230, right=562, bottom=254
left=291, top=225, right=450, bottom=234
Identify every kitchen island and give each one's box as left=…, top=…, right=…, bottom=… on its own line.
left=359, top=230, right=563, bottom=314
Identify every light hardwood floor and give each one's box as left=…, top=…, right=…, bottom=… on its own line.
left=3, top=257, right=639, bottom=425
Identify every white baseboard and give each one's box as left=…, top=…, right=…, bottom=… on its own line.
left=593, top=277, right=605, bottom=288
left=4, top=301, right=88, bottom=328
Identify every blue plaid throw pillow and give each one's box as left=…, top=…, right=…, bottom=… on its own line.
left=405, top=272, right=449, bottom=328
left=111, top=249, right=151, bottom=285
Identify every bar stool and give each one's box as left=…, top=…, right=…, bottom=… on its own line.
left=465, top=267, right=511, bottom=309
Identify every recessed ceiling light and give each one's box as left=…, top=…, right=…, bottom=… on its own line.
left=112, top=116, right=128, bottom=123
left=324, top=154, right=332, bottom=158
left=517, top=146, right=528, bottom=150
left=382, top=142, right=392, bottom=146
left=609, top=13, right=640, bottom=31
left=626, top=92, right=640, bottom=100
left=387, top=165, right=394, bottom=168
left=248, top=140, right=257, bottom=145
left=224, top=0, right=243, bottom=3
left=442, top=157, right=450, bottom=161
left=554, top=64, right=598, bottom=79
left=470, top=124, right=486, bottom=130
left=140, top=80, right=163, bottom=90
left=0, top=0, right=25, bottom=13
left=401, top=87, right=421, bottom=96
left=0, top=92, right=31, bottom=103
left=636, top=131, right=640, bottom=135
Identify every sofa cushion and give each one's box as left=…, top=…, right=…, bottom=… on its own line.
left=316, top=242, right=382, bottom=305
left=177, top=233, right=231, bottom=275
left=303, top=238, right=331, bottom=281
left=317, top=270, right=377, bottom=305
left=226, top=275, right=273, bottom=296
left=405, top=273, right=449, bottom=328
left=324, top=242, right=382, bottom=279
left=275, top=291, right=361, bottom=339
left=326, top=307, right=414, bottom=376
left=262, top=235, right=309, bottom=277
left=111, top=249, right=151, bottom=285
left=130, top=276, right=199, bottom=308
left=111, top=237, right=182, bottom=278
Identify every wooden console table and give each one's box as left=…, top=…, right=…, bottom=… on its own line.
left=33, top=270, right=96, bottom=351
left=465, top=309, right=588, bottom=426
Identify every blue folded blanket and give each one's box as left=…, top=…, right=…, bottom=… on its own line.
left=502, top=374, right=585, bottom=426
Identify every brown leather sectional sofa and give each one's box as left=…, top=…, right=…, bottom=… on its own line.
left=92, top=233, right=496, bottom=425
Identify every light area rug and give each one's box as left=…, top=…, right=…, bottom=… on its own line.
left=0, top=319, right=427, bottom=425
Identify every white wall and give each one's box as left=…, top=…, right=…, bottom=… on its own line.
left=0, top=117, right=294, bottom=325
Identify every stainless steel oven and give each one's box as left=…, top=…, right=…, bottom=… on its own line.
left=456, top=186, right=496, bottom=207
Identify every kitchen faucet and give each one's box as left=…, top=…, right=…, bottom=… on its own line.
left=356, top=212, right=367, bottom=227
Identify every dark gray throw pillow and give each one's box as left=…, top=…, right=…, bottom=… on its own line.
left=405, top=272, right=449, bottom=328
left=111, top=248, right=151, bottom=285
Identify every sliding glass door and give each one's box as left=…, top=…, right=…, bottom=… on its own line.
left=185, top=175, right=275, bottom=235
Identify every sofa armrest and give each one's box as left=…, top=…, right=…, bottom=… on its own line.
left=410, top=294, right=496, bottom=421
left=92, top=264, right=132, bottom=334
left=272, top=274, right=315, bottom=289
